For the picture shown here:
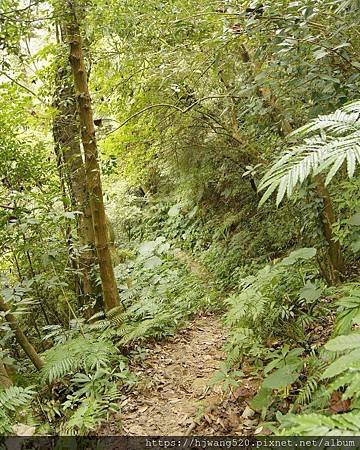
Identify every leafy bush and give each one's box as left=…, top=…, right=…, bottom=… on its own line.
left=223, top=248, right=322, bottom=366
left=275, top=285, right=360, bottom=434
left=95, top=236, right=221, bottom=344
left=37, top=334, right=135, bottom=434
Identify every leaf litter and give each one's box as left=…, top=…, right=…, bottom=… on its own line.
left=100, top=315, right=261, bottom=435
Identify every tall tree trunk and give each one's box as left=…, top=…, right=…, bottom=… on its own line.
left=0, top=360, right=12, bottom=388
left=238, top=45, right=345, bottom=282
left=0, top=297, right=44, bottom=370
left=66, top=1, right=121, bottom=311
left=53, top=24, right=98, bottom=310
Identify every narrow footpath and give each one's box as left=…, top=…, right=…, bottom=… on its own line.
left=102, top=315, right=260, bottom=435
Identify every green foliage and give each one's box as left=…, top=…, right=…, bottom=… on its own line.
left=334, top=284, right=360, bottom=335
left=90, top=236, right=220, bottom=345
left=37, top=334, right=135, bottom=434
left=0, top=386, right=35, bottom=433
left=259, top=101, right=360, bottom=206
left=277, top=287, right=360, bottom=434
left=322, top=331, right=360, bottom=401
left=209, top=363, right=243, bottom=391
left=294, top=356, right=328, bottom=409
left=223, top=248, right=320, bottom=365
left=2, top=0, right=360, bottom=437
left=41, top=335, right=121, bottom=384
left=250, top=346, right=304, bottom=412
left=59, top=397, right=113, bottom=435
left=278, top=411, right=360, bottom=436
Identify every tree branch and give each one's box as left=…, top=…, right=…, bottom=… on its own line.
left=105, top=95, right=243, bottom=136
left=1, top=72, right=40, bottom=99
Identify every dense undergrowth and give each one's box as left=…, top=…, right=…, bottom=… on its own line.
left=1, top=0, right=360, bottom=437
left=1, top=173, right=360, bottom=435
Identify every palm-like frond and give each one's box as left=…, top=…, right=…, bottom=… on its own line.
left=0, top=386, right=35, bottom=434
left=333, top=0, right=360, bottom=12
left=280, top=411, right=360, bottom=435
left=41, top=335, right=116, bottom=383
left=0, top=386, right=35, bottom=412
left=259, top=101, right=360, bottom=206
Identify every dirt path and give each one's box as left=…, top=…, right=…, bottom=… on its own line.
left=101, top=253, right=260, bottom=435
left=116, top=316, right=226, bottom=435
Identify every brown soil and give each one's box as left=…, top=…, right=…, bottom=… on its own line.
left=101, top=315, right=261, bottom=436
left=100, top=253, right=261, bottom=436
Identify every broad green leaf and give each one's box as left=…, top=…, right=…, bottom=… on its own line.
left=138, top=240, right=157, bottom=256
left=250, top=387, right=272, bottom=412
left=143, top=256, right=162, bottom=269
left=325, top=333, right=360, bottom=352
left=158, top=242, right=170, bottom=254
left=299, top=281, right=322, bottom=302
left=263, top=365, right=300, bottom=389
left=168, top=204, right=181, bottom=217
left=280, top=247, right=316, bottom=266
left=322, top=349, right=360, bottom=379
left=351, top=238, right=360, bottom=252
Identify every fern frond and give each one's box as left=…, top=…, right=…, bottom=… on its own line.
left=294, top=109, right=360, bottom=137
left=296, top=374, right=320, bottom=406
left=259, top=100, right=360, bottom=205
left=0, top=386, right=35, bottom=412
left=61, top=398, right=105, bottom=435
left=0, top=386, right=35, bottom=434
left=280, top=411, right=360, bottom=435
left=106, top=306, right=125, bottom=319
left=335, top=288, right=360, bottom=335
left=41, top=335, right=116, bottom=383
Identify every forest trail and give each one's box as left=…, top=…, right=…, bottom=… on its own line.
left=116, top=316, right=226, bottom=435
left=101, top=253, right=260, bottom=435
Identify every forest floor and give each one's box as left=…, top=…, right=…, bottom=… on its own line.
left=100, top=252, right=261, bottom=435
left=101, top=315, right=261, bottom=435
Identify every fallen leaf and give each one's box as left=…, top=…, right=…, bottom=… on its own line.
left=329, top=391, right=351, bottom=413
left=241, top=405, right=255, bottom=419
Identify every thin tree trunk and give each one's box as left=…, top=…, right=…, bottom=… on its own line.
left=53, top=24, right=98, bottom=309
left=0, top=297, right=44, bottom=370
left=238, top=45, right=345, bottom=282
left=314, top=175, right=344, bottom=283
left=66, top=1, right=120, bottom=311
left=25, top=248, right=50, bottom=325
left=0, top=360, right=12, bottom=388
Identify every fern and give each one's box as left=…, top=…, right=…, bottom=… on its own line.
left=334, top=285, right=360, bottom=335
left=0, top=386, right=35, bottom=433
left=41, top=335, right=116, bottom=383
left=0, top=385, right=35, bottom=411
left=224, top=249, right=318, bottom=363
left=60, top=397, right=106, bottom=435
left=296, top=373, right=321, bottom=407
left=279, top=411, right=360, bottom=435
left=320, top=329, right=360, bottom=406
left=259, top=100, right=360, bottom=205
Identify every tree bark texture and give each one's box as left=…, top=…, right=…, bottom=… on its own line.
left=66, top=1, right=120, bottom=311
left=53, top=24, right=98, bottom=308
left=314, top=175, right=345, bottom=283
left=0, top=360, right=12, bottom=388
left=0, top=297, right=44, bottom=370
